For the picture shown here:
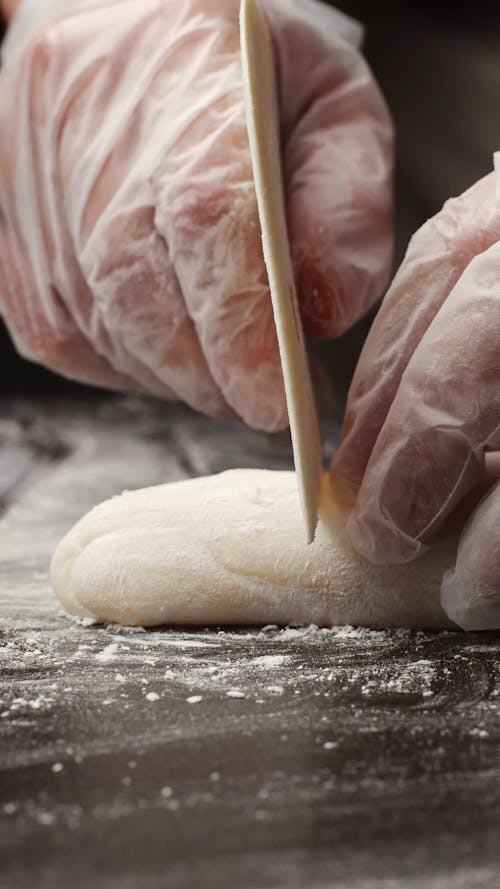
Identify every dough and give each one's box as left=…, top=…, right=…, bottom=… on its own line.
left=51, top=470, right=456, bottom=629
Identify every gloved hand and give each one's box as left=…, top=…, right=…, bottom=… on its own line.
left=0, top=0, right=393, bottom=431
left=332, top=166, right=500, bottom=629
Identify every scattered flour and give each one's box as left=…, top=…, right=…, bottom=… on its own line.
left=95, top=643, right=120, bottom=663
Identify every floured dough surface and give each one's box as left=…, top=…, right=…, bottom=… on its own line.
left=51, top=470, right=456, bottom=629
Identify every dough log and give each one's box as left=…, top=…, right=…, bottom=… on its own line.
left=51, top=470, right=457, bottom=629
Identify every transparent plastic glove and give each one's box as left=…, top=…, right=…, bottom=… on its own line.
left=0, top=0, right=393, bottom=431
left=332, top=166, right=500, bottom=629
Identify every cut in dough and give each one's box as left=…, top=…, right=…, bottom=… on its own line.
left=51, top=470, right=456, bottom=629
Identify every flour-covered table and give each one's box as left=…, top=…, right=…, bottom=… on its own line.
left=1, top=394, right=500, bottom=889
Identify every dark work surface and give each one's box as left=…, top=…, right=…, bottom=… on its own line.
left=1, top=395, right=500, bottom=889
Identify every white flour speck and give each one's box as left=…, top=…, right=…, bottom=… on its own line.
left=95, top=643, right=120, bottom=663
left=469, top=727, right=489, bottom=739
left=3, top=803, right=17, bottom=815
left=252, top=655, right=289, bottom=668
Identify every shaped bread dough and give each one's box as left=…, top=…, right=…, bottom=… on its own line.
left=51, top=469, right=456, bottom=629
